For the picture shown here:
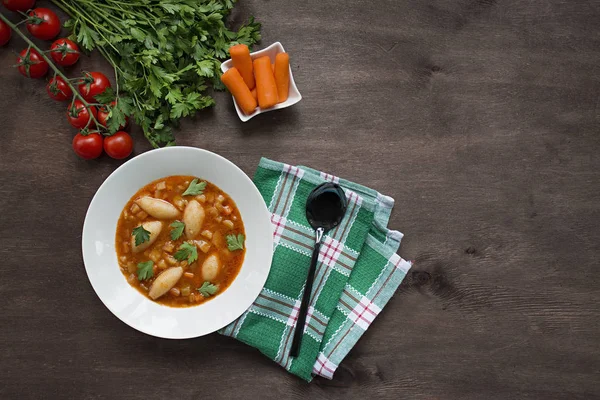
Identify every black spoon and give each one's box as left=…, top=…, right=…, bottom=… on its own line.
left=289, top=182, right=347, bottom=357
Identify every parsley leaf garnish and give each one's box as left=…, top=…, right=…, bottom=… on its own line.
left=226, top=234, right=245, bottom=251
left=174, top=242, right=198, bottom=264
left=198, top=281, right=219, bottom=297
left=170, top=220, right=185, bottom=241
left=132, top=225, right=151, bottom=246
left=137, top=261, right=154, bottom=281
left=182, top=179, right=207, bottom=196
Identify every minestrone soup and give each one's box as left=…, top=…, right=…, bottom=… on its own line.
left=115, top=176, right=246, bottom=307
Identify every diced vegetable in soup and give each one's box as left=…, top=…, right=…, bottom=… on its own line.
left=115, top=176, right=246, bottom=307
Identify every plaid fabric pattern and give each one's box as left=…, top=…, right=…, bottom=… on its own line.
left=219, top=158, right=411, bottom=381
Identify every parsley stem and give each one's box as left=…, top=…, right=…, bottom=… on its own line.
left=114, top=65, right=120, bottom=98
left=78, top=0, right=146, bottom=22
left=76, top=1, right=127, bottom=35
left=51, top=1, right=125, bottom=84
left=104, top=0, right=147, bottom=8
left=47, top=0, right=72, bottom=18
left=0, top=11, right=101, bottom=129
left=132, top=92, right=143, bottom=111
left=51, top=0, right=121, bottom=53
left=96, top=45, right=123, bottom=74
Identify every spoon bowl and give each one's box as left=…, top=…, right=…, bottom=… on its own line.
left=306, top=183, right=348, bottom=231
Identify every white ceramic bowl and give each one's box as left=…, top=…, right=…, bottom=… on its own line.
left=221, top=42, right=302, bottom=122
left=82, top=147, right=273, bottom=339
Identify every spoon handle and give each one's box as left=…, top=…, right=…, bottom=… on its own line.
left=289, top=241, right=321, bottom=358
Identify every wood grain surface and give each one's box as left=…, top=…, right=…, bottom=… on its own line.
left=1, top=1, right=599, bottom=399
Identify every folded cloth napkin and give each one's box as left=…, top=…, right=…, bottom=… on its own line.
left=219, top=158, right=411, bottom=381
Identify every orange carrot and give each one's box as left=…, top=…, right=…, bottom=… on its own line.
left=220, top=67, right=257, bottom=115
left=274, top=52, right=290, bottom=103
left=229, top=44, right=255, bottom=90
left=250, top=87, right=257, bottom=101
left=253, top=56, right=279, bottom=109
left=272, top=63, right=275, bottom=72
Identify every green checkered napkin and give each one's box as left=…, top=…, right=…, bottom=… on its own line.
left=219, top=158, right=411, bottom=381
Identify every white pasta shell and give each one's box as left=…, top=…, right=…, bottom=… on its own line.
left=183, top=200, right=205, bottom=239
left=148, top=267, right=183, bottom=300
left=201, top=254, right=220, bottom=281
left=135, top=196, right=180, bottom=219
left=131, top=221, right=163, bottom=253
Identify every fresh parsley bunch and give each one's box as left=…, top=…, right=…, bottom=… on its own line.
left=53, top=0, right=261, bottom=147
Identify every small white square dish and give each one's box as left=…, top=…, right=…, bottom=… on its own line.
left=220, top=42, right=302, bottom=122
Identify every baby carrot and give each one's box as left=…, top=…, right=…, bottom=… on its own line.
left=274, top=52, right=290, bottom=103
left=253, top=56, right=279, bottom=109
left=220, top=67, right=257, bottom=115
left=229, top=44, right=255, bottom=90
left=250, top=87, right=257, bottom=101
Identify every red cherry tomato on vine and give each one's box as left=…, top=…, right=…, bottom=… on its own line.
left=16, top=48, right=48, bottom=78
left=46, top=76, right=73, bottom=101
left=98, top=101, right=129, bottom=130
left=67, top=99, right=97, bottom=129
left=72, top=131, right=103, bottom=160
left=2, top=0, right=35, bottom=12
left=26, top=8, right=60, bottom=40
left=50, top=38, right=80, bottom=66
left=104, top=131, right=133, bottom=159
left=78, top=71, right=111, bottom=103
left=0, top=19, right=11, bottom=46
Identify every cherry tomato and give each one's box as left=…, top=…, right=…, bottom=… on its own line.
left=50, top=38, right=80, bottom=66
left=46, top=76, right=72, bottom=101
left=2, top=0, right=35, bottom=12
left=16, top=48, right=48, bottom=79
left=72, top=131, right=103, bottom=160
left=67, top=100, right=97, bottom=129
left=104, top=131, right=133, bottom=159
left=78, top=71, right=111, bottom=103
left=0, top=19, right=11, bottom=46
left=26, top=8, right=60, bottom=41
left=98, top=100, right=129, bottom=130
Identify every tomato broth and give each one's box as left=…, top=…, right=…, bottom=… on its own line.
left=115, top=176, right=246, bottom=307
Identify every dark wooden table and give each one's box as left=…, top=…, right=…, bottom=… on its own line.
left=1, top=1, right=599, bottom=399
